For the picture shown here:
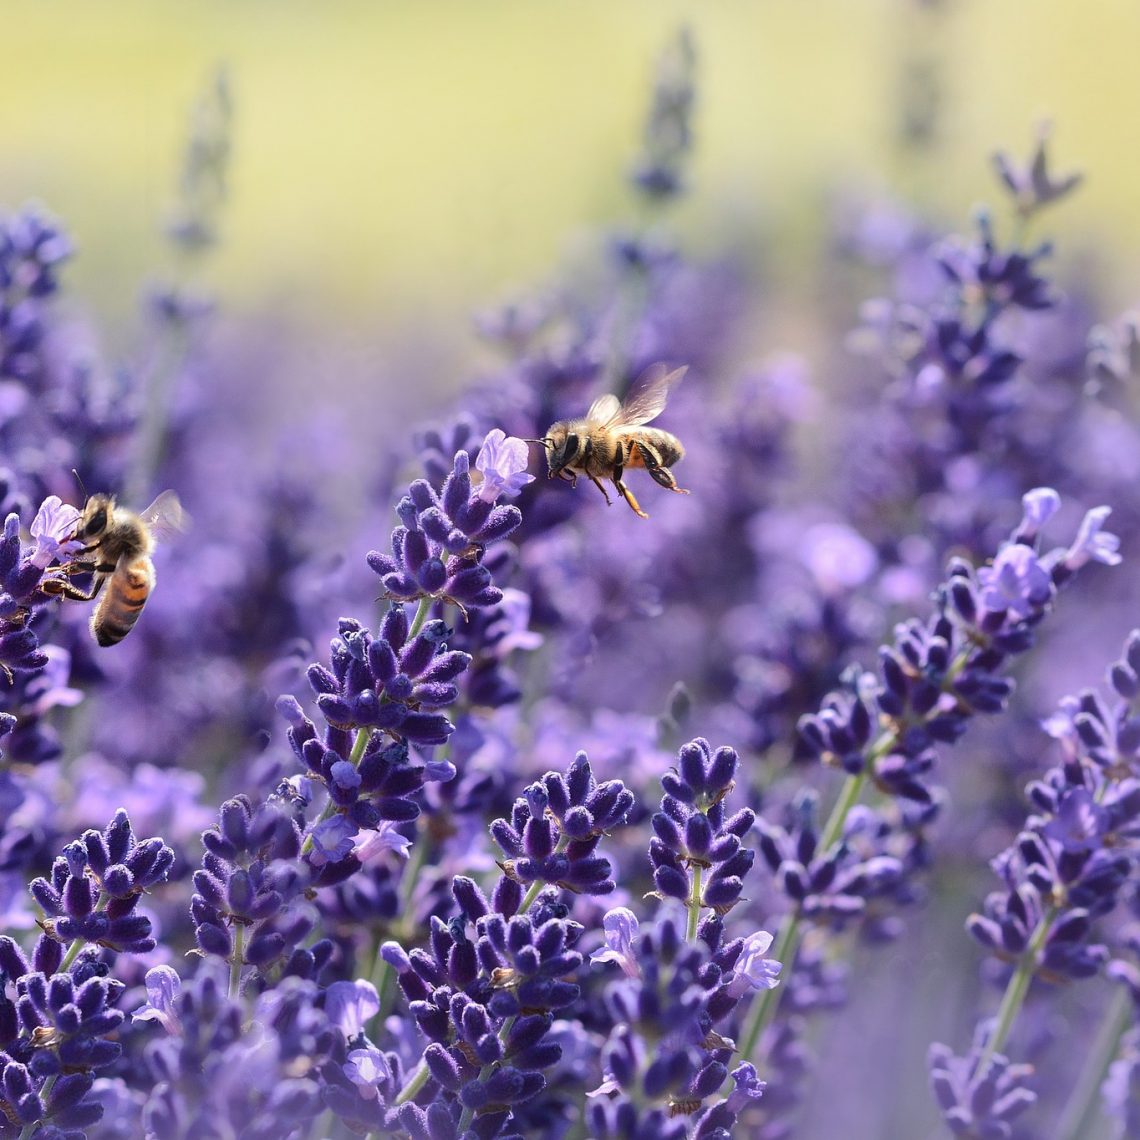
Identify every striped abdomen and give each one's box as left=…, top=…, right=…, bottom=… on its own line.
left=91, top=556, right=155, bottom=646
left=622, top=428, right=685, bottom=468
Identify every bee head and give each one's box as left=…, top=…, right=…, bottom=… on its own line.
left=536, top=421, right=586, bottom=477
left=78, top=494, right=115, bottom=541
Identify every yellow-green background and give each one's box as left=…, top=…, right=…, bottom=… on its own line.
left=3, top=0, right=1138, bottom=349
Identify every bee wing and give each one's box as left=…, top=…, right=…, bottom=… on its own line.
left=139, top=490, right=190, bottom=544
left=585, top=393, right=622, bottom=426
left=615, top=363, right=687, bottom=427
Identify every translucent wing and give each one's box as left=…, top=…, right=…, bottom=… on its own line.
left=585, top=393, right=622, bottom=426
left=614, top=363, right=687, bottom=428
left=139, top=490, right=189, bottom=544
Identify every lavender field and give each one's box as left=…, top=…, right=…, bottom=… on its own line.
left=2, top=13, right=1140, bottom=1140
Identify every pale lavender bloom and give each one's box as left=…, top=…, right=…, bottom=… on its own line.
left=473, top=428, right=535, bottom=503
left=590, top=907, right=641, bottom=978
left=1063, top=506, right=1122, bottom=571
left=977, top=544, right=1052, bottom=619
left=726, top=930, right=782, bottom=998
left=28, top=495, right=82, bottom=568
left=344, top=1045, right=390, bottom=1100
left=325, top=979, right=380, bottom=1040
left=131, top=965, right=183, bottom=1035
left=1017, top=487, right=1062, bottom=538
left=308, top=815, right=356, bottom=867
left=352, top=822, right=412, bottom=864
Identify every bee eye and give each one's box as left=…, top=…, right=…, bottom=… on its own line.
left=84, top=509, right=108, bottom=536
left=565, top=434, right=579, bottom=456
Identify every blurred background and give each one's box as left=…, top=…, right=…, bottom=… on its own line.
left=3, top=0, right=1139, bottom=417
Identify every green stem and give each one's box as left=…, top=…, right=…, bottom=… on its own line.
left=229, top=923, right=245, bottom=999
left=394, top=1059, right=431, bottom=1106
left=817, top=770, right=869, bottom=852
left=727, top=772, right=867, bottom=1093
left=1054, top=986, right=1133, bottom=1140
left=687, top=863, right=703, bottom=942
left=731, top=909, right=802, bottom=1082
left=407, top=596, right=433, bottom=640
left=974, top=905, right=1058, bottom=1077
left=59, top=936, right=86, bottom=973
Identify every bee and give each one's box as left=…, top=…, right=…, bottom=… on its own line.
left=532, top=364, right=690, bottom=519
left=43, top=491, right=186, bottom=646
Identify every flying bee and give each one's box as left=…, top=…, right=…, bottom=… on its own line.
left=530, top=364, right=690, bottom=519
left=43, top=491, right=187, bottom=646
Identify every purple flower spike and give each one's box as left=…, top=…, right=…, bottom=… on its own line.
left=491, top=752, right=631, bottom=895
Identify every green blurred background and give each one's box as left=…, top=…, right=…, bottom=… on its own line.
left=3, top=0, right=1139, bottom=365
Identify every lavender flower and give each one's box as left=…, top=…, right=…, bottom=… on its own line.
left=588, top=912, right=775, bottom=1136
left=367, top=449, right=522, bottom=615
left=928, top=1029, right=1037, bottom=1138
left=649, top=739, right=755, bottom=924
left=30, top=809, right=174, bottom=954
left=491, top=752, right=634, bottom=896
left=474, top=429, right=535, bottom=503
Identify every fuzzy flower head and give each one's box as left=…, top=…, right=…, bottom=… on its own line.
left=474, top=429, right=535, bottom=503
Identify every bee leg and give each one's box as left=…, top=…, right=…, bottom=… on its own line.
left=611, top=459, right=649, bottom=519
left=587, top=474, right=613, bottom=505
left=41, top=577, right=104, bottom=602
left=555, top=469, right=578, bottom=488
left=635, top=440, right=690, bottom=494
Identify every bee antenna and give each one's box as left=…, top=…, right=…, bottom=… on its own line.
left=522, top=438, right=553, bottom=446
left=71, top=469, right=88, bottom=501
